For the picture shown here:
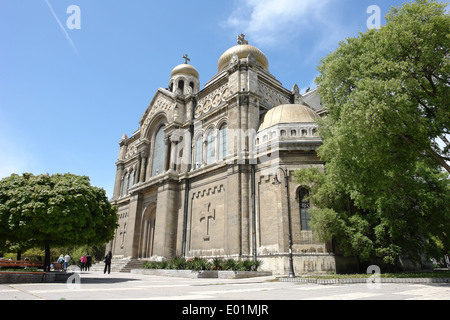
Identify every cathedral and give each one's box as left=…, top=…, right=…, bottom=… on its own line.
left=108, top=35, right=357, bottom=275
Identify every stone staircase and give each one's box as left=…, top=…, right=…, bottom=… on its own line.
left=120, top=259, right=146, bottom=273
left=89, top=259, right=146, bottom=273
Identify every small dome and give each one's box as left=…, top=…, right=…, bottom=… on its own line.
left=171, top=63, right=199, bottom=79
left=258, top=104, right=319, bottom=131
left=218, top=44, right=269, bottom=73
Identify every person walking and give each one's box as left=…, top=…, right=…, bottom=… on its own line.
left=57, top=254, right=64, bottom=270
left=104, top=251, right=112, bottom=274
left=64, top=253, right=71, bottom=271
left=80, top=255, right=87, bottom=271
left=85, top=253, right=92, bottom=271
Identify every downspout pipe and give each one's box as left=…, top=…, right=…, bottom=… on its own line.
left=182, top=114, right=195, bottom=257
left=251, top=164, right=257, bottom=265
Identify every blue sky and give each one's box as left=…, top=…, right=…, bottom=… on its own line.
left=0, top=0, right=413, bottom=198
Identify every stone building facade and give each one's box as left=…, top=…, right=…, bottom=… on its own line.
left=108, top=36, right=357, bottom=275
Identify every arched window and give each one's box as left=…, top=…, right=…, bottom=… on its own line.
left=194, top=134, right=203, bottom=169
left=128, top=170, right=135, bottom=189
left=151, top=126, right=165, bottom=176
left=299, top=188, right=311, bottom=231
left=178, top=80, right=185, bottom=92
left=121, top=173, right=129, bottom=197
left=206, top=130, right=216, bottom=165
left=218, top=124, right=227, bottom=160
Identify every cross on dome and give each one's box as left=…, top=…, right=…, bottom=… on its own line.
left=237, top=33, right=248, bottom=45
left=182, top=54, right=190, bottom=64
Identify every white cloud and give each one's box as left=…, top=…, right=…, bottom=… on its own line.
left=226, top=0, right=334, bottom=46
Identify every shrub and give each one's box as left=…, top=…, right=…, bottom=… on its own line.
left=168, top=256, right=187, bottom=270
left=142, top=256, right=262, bottom=272
left=223, top=259, right=238, bottom=271
left=186, top=257, right=211, bottom=271
left=211, top=258, right=223, bottom=271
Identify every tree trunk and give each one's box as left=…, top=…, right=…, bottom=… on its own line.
left=44, top=240, right=51, bottom=272
left=397, top=133, right=450, bottom=174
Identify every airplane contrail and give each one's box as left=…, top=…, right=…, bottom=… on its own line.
left=44, top=0, right=79, bottom=55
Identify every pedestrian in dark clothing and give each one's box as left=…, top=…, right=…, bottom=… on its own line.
left=86, top=253, right=92, bottom=271
left=104, top=251, right=112, bottom=274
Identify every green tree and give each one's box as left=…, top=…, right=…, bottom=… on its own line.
left=0, top=173, right=118, bottom=271
left=295, top=0, right=450, bottom=269
left=316, top=0, right=449, bottom=175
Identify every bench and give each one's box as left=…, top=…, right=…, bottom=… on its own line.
left=51, top=262, right=64, bottom=271
left=0, top=260, right=45, bottom=270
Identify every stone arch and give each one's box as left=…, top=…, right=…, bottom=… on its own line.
left=216, top=118, right=228, bottom=130
left=143, top=112, right=168, bottom=140
left=144, top=113, right=168, bottom=178
left=139, top=203, right=157, bottom=258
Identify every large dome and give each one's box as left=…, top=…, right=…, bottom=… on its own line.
left=170, top=63, right=199, bottom=78
left=217, top=44, right=269, bottom=73
left=258, top=104, right=319, bottom=131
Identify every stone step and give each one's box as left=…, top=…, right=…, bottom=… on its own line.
left=119, top=260, right=146, bottom=273
left=89, top=259, right=146, bottom=273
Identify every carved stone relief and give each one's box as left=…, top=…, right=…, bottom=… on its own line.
left=258, top=82, right=290, bottom=108
left=195, top=84, right=229, bottom=119
left=141, top=95, right=176, bottom=134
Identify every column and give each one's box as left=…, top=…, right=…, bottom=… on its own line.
left=170, top=140, right=177, bottom=171
left=139, top=153, right=148, bottom=182
left=164, top=137, right=171, bottom=172
left=113, top=163, right=124, bottom=200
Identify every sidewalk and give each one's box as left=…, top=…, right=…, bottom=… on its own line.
left=280, top=276, right=450, bottom=285
left=1, top=271, right=449, bottom=301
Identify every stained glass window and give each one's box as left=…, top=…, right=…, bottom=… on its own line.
left=206, top=131, right=215, bottom=165
left=219, top=124, right=227, bottom=160
left=194, top=134, right=203, bottom=169
left=128, top=170, right=134, bottom=189
left=121, top=174, right=128, bottom=197
left=151, top=126, right=165, bottom=176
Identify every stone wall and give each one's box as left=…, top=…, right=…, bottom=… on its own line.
left=0, top=272, right=74, bottom=284
left=258, top=254, right=359, bottom=275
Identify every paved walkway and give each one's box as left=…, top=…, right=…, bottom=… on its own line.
left=0, top=271, right=449, bottom=301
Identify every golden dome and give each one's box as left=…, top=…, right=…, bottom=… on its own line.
left=171, top=63, right=199, bottom=78
left=258, top=104, right=319, bottom=131
left=218, top=44, right=269, bottom=73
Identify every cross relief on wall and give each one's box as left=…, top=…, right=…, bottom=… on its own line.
left=119, top=222, right=127, bottom=249
left=200, top=202, right=215, bottom=241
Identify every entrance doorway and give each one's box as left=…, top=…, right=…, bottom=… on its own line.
left=139, top=204, right=156, bottom=258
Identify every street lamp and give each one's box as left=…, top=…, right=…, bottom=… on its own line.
left=273, top=167, right=295, bottom=278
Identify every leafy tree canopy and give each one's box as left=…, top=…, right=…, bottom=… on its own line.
left=295, top=0, right=450, bottom=268
left=316, top=0, right=449, bottom=175
left=0, top=173, right=118, bottom=268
